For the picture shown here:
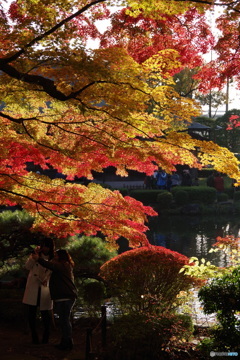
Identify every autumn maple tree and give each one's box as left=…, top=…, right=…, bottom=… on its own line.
left=0, top=0, right=239, bottom=247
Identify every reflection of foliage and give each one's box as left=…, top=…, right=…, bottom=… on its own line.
left=183, top=235, right=240, bottom=279
left=100, top=246, right=199, bottom=314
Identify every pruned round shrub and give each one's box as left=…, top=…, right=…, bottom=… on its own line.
left=100, top=246, right=198, bottom=314
left=156, top=191, right=173, bottom=209
left=172, top=186, right=217, bottom=205
left=217, top=192, right=229, bottom=202
left=118, top=188, right=129, bottom=197
left=234, top=191, right=240, bottom=202
left=173, top=189, right=189, bottom=206
left=129, top=190, right=163, bottom=204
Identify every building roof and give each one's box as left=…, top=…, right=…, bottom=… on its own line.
left=186, top=121, right=211, bottom=130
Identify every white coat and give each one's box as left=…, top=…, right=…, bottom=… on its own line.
left=22, top=254, right=53, bottom=311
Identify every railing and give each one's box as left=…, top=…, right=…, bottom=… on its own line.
left=85, top=305, right=107, bottom=360
left=123, top=184, right=145, bottom=189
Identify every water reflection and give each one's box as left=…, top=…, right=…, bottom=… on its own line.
left=196, top=234, right=209, bottom=257
left=146, top=215, right=240, bottom=266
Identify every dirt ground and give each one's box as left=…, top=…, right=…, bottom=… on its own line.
left=0, top=319, right=97, bottom=360
left=0, top=318, right=209, bottom=360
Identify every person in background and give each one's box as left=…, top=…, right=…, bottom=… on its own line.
left=152, top=170, right=158, bottom=189
left=22, top=238, right=55, bottom=344
left=213, top=172, right=224, bottom=193
left=33, top=249, right=77, bottom=351
left=181, top=169, right=192, bottom=186
left=206, top=171, right=215, bottom=187
left=170, top=172, right=180, bottom=188
left=156, top=169, right=167, bottom=189
left=166, top=174, right=172, bottom=191
left=144, top=175, right=154, bottom=189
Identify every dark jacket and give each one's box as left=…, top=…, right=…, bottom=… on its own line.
left=38, top=258, right=77, bottom=301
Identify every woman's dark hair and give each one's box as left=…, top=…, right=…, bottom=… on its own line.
left=56, top=249, right=74, bottom=267
left=40, top=237, right=55, bottom=260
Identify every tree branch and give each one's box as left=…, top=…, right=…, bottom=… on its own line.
left=0, top=0, right=106, bottom=65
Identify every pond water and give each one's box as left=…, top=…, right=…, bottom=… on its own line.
left=146, top=214, right=240, bottom=266
left=115, top=214, right=240, bottom=326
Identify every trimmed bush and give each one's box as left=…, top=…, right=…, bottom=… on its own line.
left=100, top=246, right=198, bottom=314
left=129, top=189, right=164, bottom=204
left=217, top=192, right=229, bottom=202
left=224, top=187, right=235, bottom=199
left=234, top=191, right=240, bottom=202
left=173, top=189, right=189, bottom=206
left=156, top=191, right=173, bottom=209
left=172, top=186, right=217, bottom=205
left=118, top=188, right=129, bottom=197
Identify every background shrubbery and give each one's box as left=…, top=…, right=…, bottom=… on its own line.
left=106, top=313, right=193, bottom=360
left=198, top=267, right=240, bottom=351
left=128, top=186, right=217, bottom=206
left=129, top=189, right=165, bottom=204
left=171, top=186, right=217, bottom=205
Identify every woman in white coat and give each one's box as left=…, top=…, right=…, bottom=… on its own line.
left=22, top=238, right=55, bottom=344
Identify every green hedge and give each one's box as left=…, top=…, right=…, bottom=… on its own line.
left=129, top=190, right=167, bottom=204
left=224, top=187, right=235, bottom=199
left=156, top=191, right=173, bottom=209
left=174, top=190, right=189, bottom=206
left=217, top=192, right=229, bottom=202
left=171, top=186, right=217, bottom=205
left=118, top=188, right=130, bottom=197
left=234, top=191, right=240, bottom=202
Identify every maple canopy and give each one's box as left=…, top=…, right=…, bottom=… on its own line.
left=0, top=0, right=239, bottom=246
